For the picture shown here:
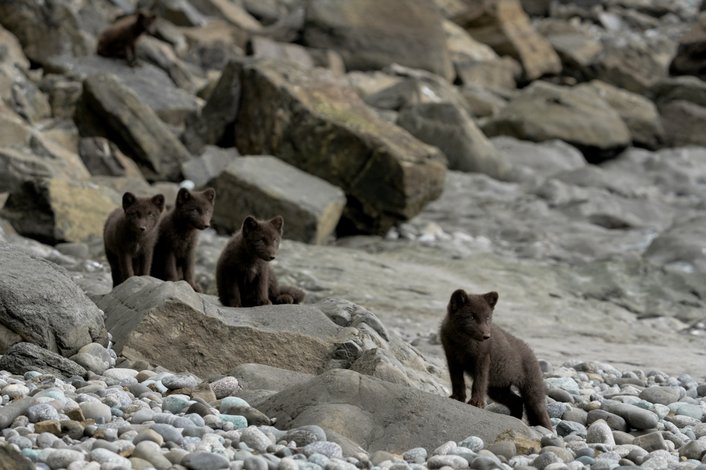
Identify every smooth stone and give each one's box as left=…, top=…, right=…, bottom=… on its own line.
left=486, top=441, right=516, bottom=459
left=561, top=407, right=587, bottom=425
left=403, top=448, right=427, bottom=463
left=632, top=431, right=668, bottom=452
left=533, top=451, right=562, bottom=469
left=639, top=386, right=682, bottom=405
left=133, top=429, right=165, bottom=446
left=241, top=426, right=272, bottom=452
left=545, top=377, right=580, bottom=395
left=79, top=402, right=112, bottom=423
left=668, top=402, right=704, bottom=420
left=150, top=423, right=184, bottom=445
left=220, top=397, right=250, bottom=410
left=427, top=455, right=469, bottom=469
left=44, top=449, right=85, bottom=469
left=244, top=455, right=269, bottom=470
left=133, top=440, right=172, bottom=470
left=2, top=384, right=30, bottom=399
left=557, top=421, right=587, bottom=438
left=602, top=402, right=659, bottom=430
left=547, top=402, right=568, bottom=419
left=162, top=395, right=192, bottom=414
left=162, top=373, right=201, bottom=390
left=639, top=449, right=678, bottom=469
left=587, top=409, right=628, bottom=431
left=587, top=419, right=615, bottom=445
left=89, top=447, right=131, bottom=467
left=27, top=404, right=60, bottom=423
left=182, top=451, right=230, bottom=469
left=210, top=377, right=240, bottom=399
left=547, top=388, right=574, bottom=403
left=303, top=442, right=343, bottom=459
left=459, top=436, right=484, bottom=452
left=282, top=426, right=326, bottom=447
left=102, top=368, right=138, bottom=384
left=678, top=438, right=706, bottom=460
left=219, top=415, right=248, bottom=429
left=541, top=446, right=573, bottom=463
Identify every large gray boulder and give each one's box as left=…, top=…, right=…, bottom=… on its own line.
left=644, top=216, right=706, bottom=274
left=482, top=81, right=631, bottom=162
left=459, top=0, right=561, bottom=80
left=302, top=0, right=453, bottom=80
left=257, top=369, right=532, bottom=453
left=1, top=177, right=121, bottom=244
left=233, top=60, right=447, bottom=235
left=396, top=102, right=511, bottom=179
left=211, top=156, right=346, bottom=244
left=577, top=80, right=664, bottom=150
left=0, top=244, right=108, bottom=356
left=94, top=277, right=447, bottom=394
left=0, top=0, right=92, bottom=67
left=0, top=342, right=87, bottom=379
left=74, top=74, right=192, bottom=181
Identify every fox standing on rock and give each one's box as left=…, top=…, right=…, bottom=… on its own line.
left=97, top=11, right=156, bottom=66
left=440, top=289, right=552, bottom=429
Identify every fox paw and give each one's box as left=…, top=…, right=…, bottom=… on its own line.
left=468, top=398, right=486, bottom=408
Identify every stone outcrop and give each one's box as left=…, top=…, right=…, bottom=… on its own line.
left=0, top=244, right=108, bottom=356
left=302, top=0, right=453, bottom=80
left=460, top=0, right=561, bottom=80
left=233, top=60, right=446, bottom=235
left=257, top=369, right=531, bottom=453
left=1, top=178, right=120, bottom=244
left=482, top=81, right=631, bottom=162
left=0, top=342, right=87, bottom=379
left=95, top=277, right=446, bottom=393
left=210, top=156, right=346, bottom=244
left=74, top=74, right=192, bottom=181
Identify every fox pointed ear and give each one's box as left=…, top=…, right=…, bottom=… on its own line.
left=448, top=289, right=468, bottom=314
left=151, top=194, right=165, bottom=212
left=176, top=187, right=191, bottom=206
left=270, top=216, right=284, bottom=234
left=242, top=216, right=259, bottom=234
left=203, top=188, right=216, bottom=203
left=483, top=291, right=499, bottom=309
left=122, top=192, right=137, bottom=210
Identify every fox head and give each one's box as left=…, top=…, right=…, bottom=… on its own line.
left=241, top=215, right=284, bottom=261
left=175, top=187, right=216, bottom=230
left=122, top=192, right=165, bottom=234
left=447, top=289, right=498, bottom=341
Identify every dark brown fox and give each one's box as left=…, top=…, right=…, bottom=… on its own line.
left=216, top=215, right=305, bottom=308
left=440, top=289, right=552, bottom=429
left=103, top=192, right=165, bottom=288
left=150, top=188, right=216, bottom=292
left=97, top=11, right=156, bottom=66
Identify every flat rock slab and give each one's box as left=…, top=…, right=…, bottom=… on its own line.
left=233, top=60, right=446, bottom=235
left=95, top=277, right=351, bottom=377
left=0, top=342, right=87, bottom=379
left=75, top=73, right=192, bottom=181
left=211, top=156, right=346, bottom=243
left=0, top=244, right=108, bottom=356
left=258, top=368, right=531, bottom=453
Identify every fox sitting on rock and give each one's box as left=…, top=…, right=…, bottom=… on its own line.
left=440, top=289, right=552, bottom=429
left=216, top=215, right=305, bottom=308
left=103, top=192, right=165, bottom=288
left=97, top=11, right=156, bottom=66
left=150, top=187, right=216, bottom=292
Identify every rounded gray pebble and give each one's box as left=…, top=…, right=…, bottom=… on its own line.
left=162, top=373, right=200, bottom=390
left=303, top=441, right=342, bottom=459
left=403, top=447, right=427, bottom=463
left=27, top=404, right=60, bottom=423
left=639, top=386, right=682, bottom=405
left=45, top=449, right=85, bottom=469
left=241, top=426, right=273, bottom=453
left=182, top=451, right=230, bottom=470
left=427, top=455, right=469, bottom=469
left=586, top=419, right=615, bottom=445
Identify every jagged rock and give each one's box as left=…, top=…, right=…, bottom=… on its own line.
left=233, top=60, right=446, bottom=235
left=482, top=81, right=631, bottom=162
left=454, top=57, right=521, bottom=90
left=153, top=0, right=207, bottom=27
left=74, top=73, right=192, bottom=181
left=0, top=147, right=52, bottom=194
left=190, top=0, right=263, bottom=30
left=595, top=44, right=668, bottom=95
left=37, top=75, right=83, bottom=120
left=182, top=59, right=242, bottom=154
left=210, top=156, right=346, bottom=244
left=659, top=100, right=706, bottom=148
left=397, top=102, right=511, bottom=179
left=460, top=0, right=561, bottom=80
left=537, top=19, right=602, bottom=80
left=95, top=277, right=446, bottom=392
left=0, top=244, right=108, bottom=356
left=652, top=76, right=706, bottom=109
left=48, top=57, right=200, bottom=129
left=577, top=80, right=664, bottom=150
left=0, top=0, right=92, bottom=67
left=179, top=20, right=247, bottom=71
left=78, top=137, right=144, bottom=178
left=459, top=85, right=509, bottom=118
left=257, top=369, right=531, bottom=453
left=0, top=24, right=30, bottom=70
left=0, top=342, right=87, bottom=379
left=302, top=0, right=453, bottom=80
left=669, top=11, right=706, bottom=79
left=181, top=146, right=237, bottom=188
left=0, top=442, right=34, bottom=470
left=443, top=19, right=498, bottom=64
left=137, top=37, right=203, bottom=95
left=1, top=177, right=120, bottom=244
left=248, top=36, right=315, bottom=68
left=0, top=111, right=31, bottom=149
